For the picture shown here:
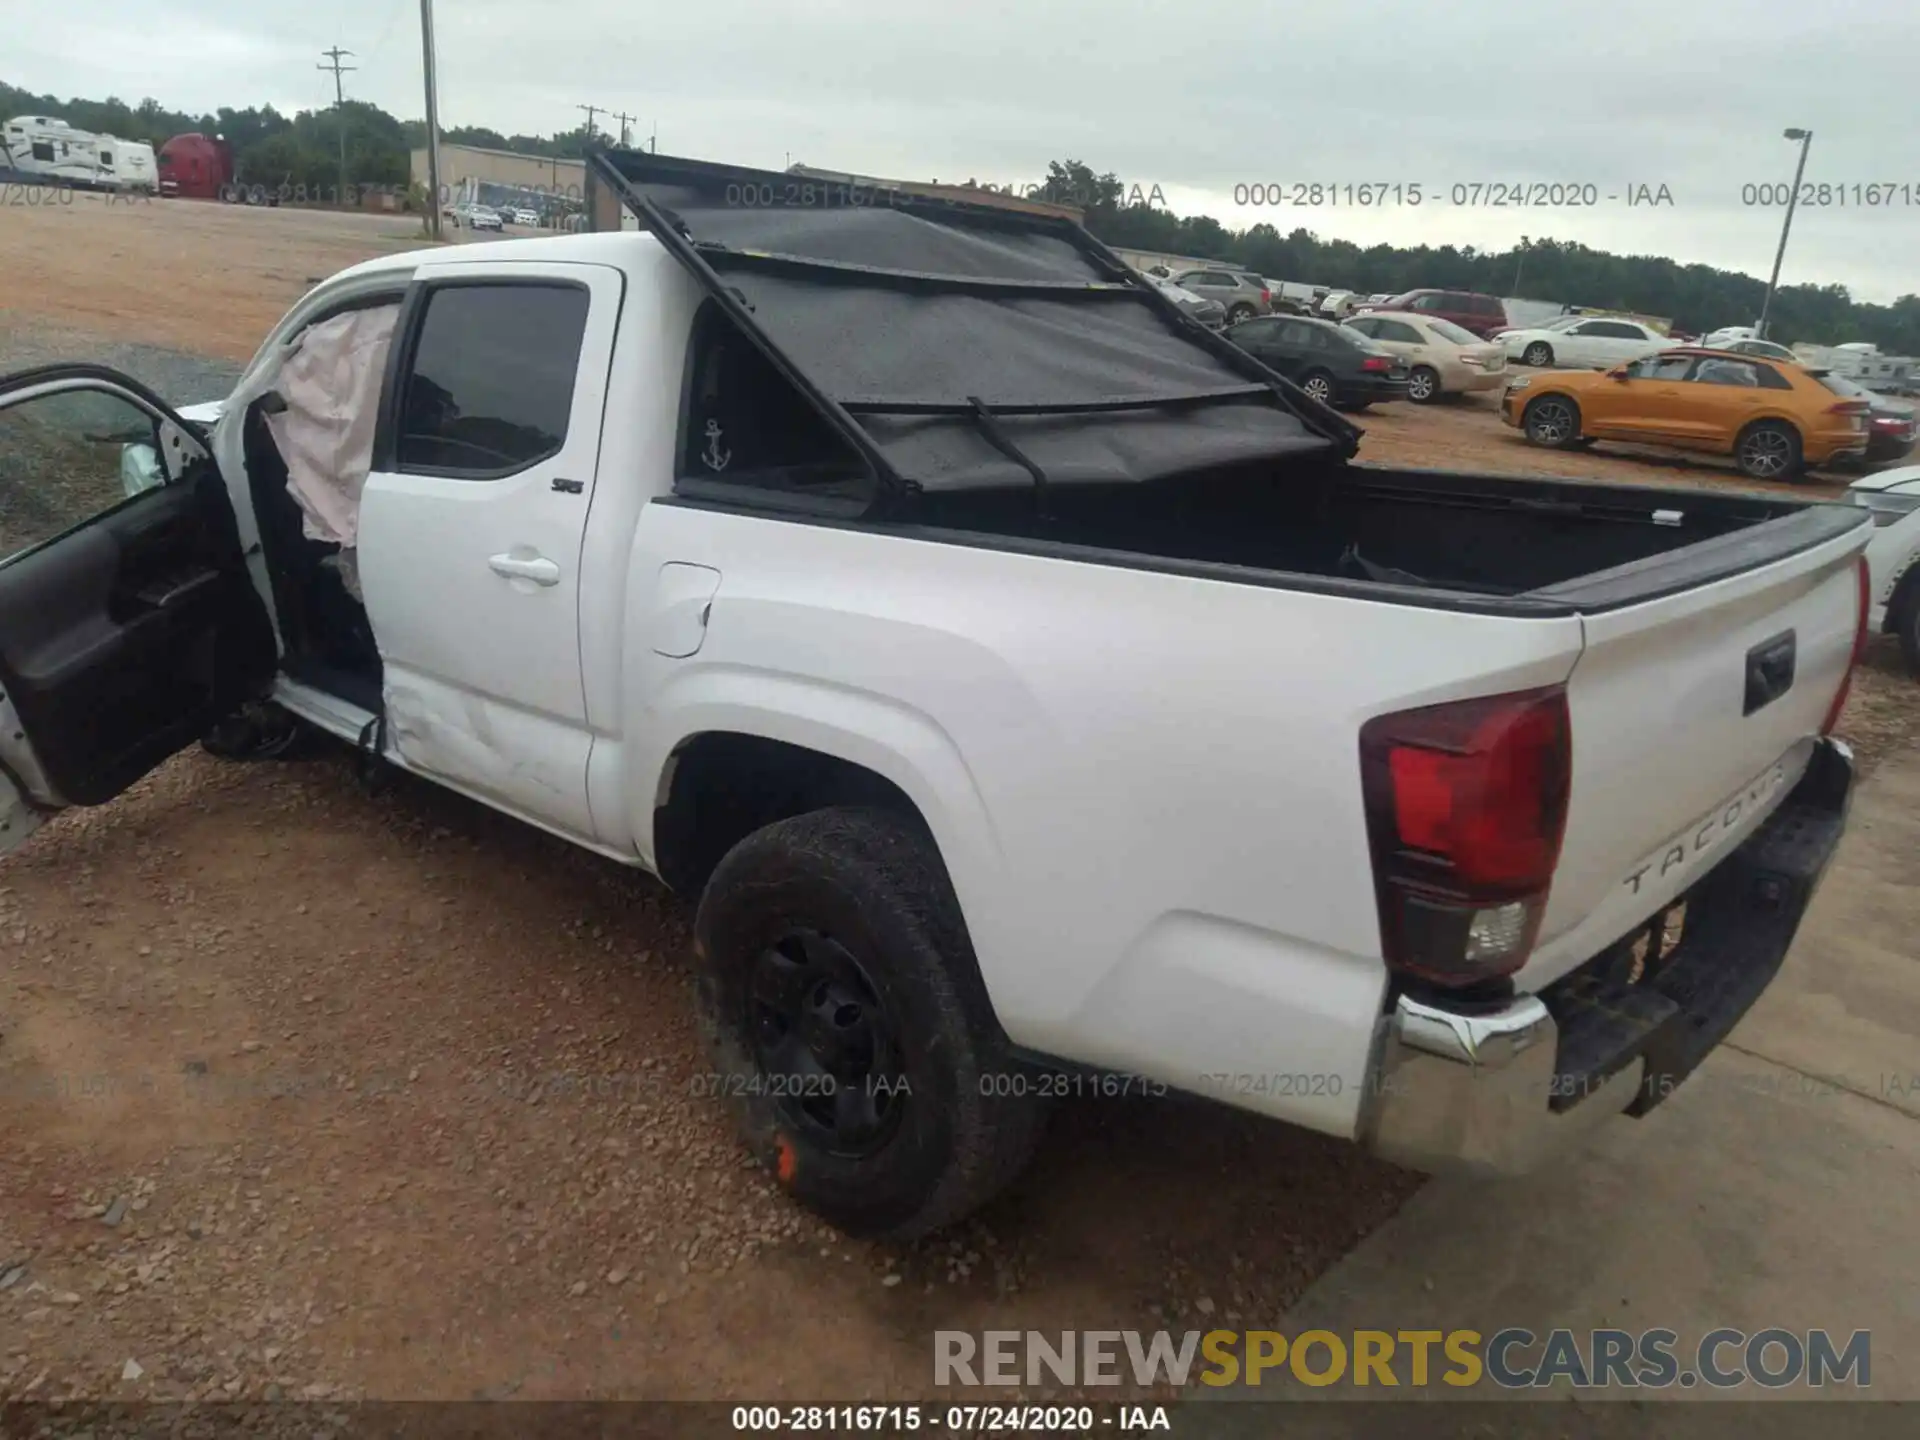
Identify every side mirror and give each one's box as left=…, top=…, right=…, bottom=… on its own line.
left=1608, top=368, right=1631, bottom=381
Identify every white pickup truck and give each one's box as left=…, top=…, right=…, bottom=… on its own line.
left=0, top=150, right=1872, bottom=1239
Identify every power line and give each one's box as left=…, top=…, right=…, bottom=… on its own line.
left=577, top=104, right=602, bottom=139
left=611, top=111, right=637, bottom=149
left=317, top=46, right=357, bottom=203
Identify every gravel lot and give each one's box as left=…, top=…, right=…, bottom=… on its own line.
left=0, top=196, right=1914, bottom=1406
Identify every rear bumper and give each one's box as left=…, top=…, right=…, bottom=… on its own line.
left=1361, top=737, right=1853, bottom=1176
left=1344, top=376, right=1410, bottom=404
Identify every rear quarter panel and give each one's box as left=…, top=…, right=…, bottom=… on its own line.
left=624, top=503, right=1586, bottom=1139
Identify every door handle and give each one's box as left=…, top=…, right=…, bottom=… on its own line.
left=489, top=552, right=560, bottom=586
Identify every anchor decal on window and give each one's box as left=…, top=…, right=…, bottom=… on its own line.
left=701, top=419, right=731, bottom=472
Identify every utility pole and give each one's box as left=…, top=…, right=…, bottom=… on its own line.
left=611, top=111, right=637, bottom=149
left=419, top=0, right=443, bottom=238
left=1757, top=128, right=1813, bottom=340
left=317, top=47, right=357, bottom=205
left=577, top=104, right=602, bottom=140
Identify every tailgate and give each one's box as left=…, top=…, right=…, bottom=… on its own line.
left=1521, top=516, right=1868, bottom=988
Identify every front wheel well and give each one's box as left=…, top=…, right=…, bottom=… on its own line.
left=652, top=731, right=928, bottom=898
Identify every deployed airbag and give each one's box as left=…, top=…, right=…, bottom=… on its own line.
left=264, top=305, right=399, bottom=550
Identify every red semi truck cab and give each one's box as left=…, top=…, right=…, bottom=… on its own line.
left=157, top=133, right=233, bottom=199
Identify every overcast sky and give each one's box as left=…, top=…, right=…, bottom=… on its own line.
left=12, top=0, right=1919, bottom=302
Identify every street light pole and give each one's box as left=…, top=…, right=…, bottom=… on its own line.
left=1756, top=128, right=1811, bottom=340
left=420, top=0, right=444, bottom=240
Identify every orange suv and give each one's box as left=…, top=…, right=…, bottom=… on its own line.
left=1501, top=348, right=1871, bottom=480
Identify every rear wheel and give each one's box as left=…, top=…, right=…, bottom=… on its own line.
left=1891, top=573, right=1920, bottom=678
left=1523, top=394, right=1582, bottom=448
left=1406, top=366, right=1441, bottom=404
left=694, top=807, right=1046, bottom=1239
left=1299, top=370, right=1336, bottom=405
left=1523, top=342, right=1555, bottom=368
left=1734, top=420, right=1802, bottom=480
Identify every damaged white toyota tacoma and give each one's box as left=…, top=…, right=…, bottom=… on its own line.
left=0, top=150, right=1870, bottom=1238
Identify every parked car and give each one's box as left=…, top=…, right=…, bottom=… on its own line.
left=1503, top=348, right=1872, bottom=479
left=0, top=149, right=1870, bottom=1242
left=1170, top=268, right=1270, bottom=323
left=1342, top=312, right=1507, bottom=402
left=1656, top=333, right=1789, bottom=364
left=1226, top=314, right=1409, bottom=408
left=510, top=207, right=541, bottom=227
left=447, top=202, right=503, bottom=232
left=1702, top=337, right=1798, bottom=364
left=1502, top=314, right=1671, bottom=369
left=1814, top=371, right=1917, bottom=464
left=1358, top=289, right=1509, bottom=338
left=1141, top=272, right=1227, bottom=328
left=1846, top=464, right=1920, bottom=672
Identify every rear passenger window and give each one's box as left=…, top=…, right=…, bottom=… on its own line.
left=395, top=283, right=589, bottom=477
left=678, top=301, right=868, bottom=495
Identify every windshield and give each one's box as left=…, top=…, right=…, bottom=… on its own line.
left=1426, top=317, right=1481, bottom=345
left=1542, top=314, right=1586, bottom=331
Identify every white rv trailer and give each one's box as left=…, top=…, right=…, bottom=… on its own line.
left=1, top=116, right=157, bottom=191
left=1791, top=341, right=1917, bottom=395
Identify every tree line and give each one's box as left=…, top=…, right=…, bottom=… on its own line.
left=5, top=80, right=1913, bottom=353
left=1031, top=160, right=1920, bottom=353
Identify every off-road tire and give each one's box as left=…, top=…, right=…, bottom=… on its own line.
left=1891, top=571, right=1920, bottom=678
left=693, top=807, right=1047, bottom=1239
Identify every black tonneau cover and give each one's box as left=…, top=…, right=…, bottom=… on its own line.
left=588, top=148, right=1356, bottom=509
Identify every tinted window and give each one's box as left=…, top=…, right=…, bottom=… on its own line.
left=1426, top=317, right=1481, bottom=345
left=1344, top=317, right=1378, bottom=337
left=1590, top=321, right=1644, bottom=339
left=396, top=284, right=589, bottom=476
left=1690, top=358, right=1763, bottom=387
left=1626, top=355, right=1693, bottom=381
left=1377, top=320, right=1424, bottom=344
left=679, top=302, right=866, bottom=490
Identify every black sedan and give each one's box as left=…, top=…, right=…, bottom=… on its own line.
left=1225, top=315, right=1409, bottom=409
left=1817, top=370, right=1917, bottom=464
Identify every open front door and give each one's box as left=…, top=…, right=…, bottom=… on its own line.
left=0, top=365, right=275, bottom=854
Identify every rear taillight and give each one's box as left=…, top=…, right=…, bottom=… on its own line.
left=1826, top=402, right=1870, bottom=415
left=1361, top=356, right=1393, bottom=372
left=1821, top=556, right=1872, bottom=736
left=1360, top=687, right=1572, bottom=987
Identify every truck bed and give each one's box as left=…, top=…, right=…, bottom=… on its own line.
left=896, top=460, right=1864, bottom=612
